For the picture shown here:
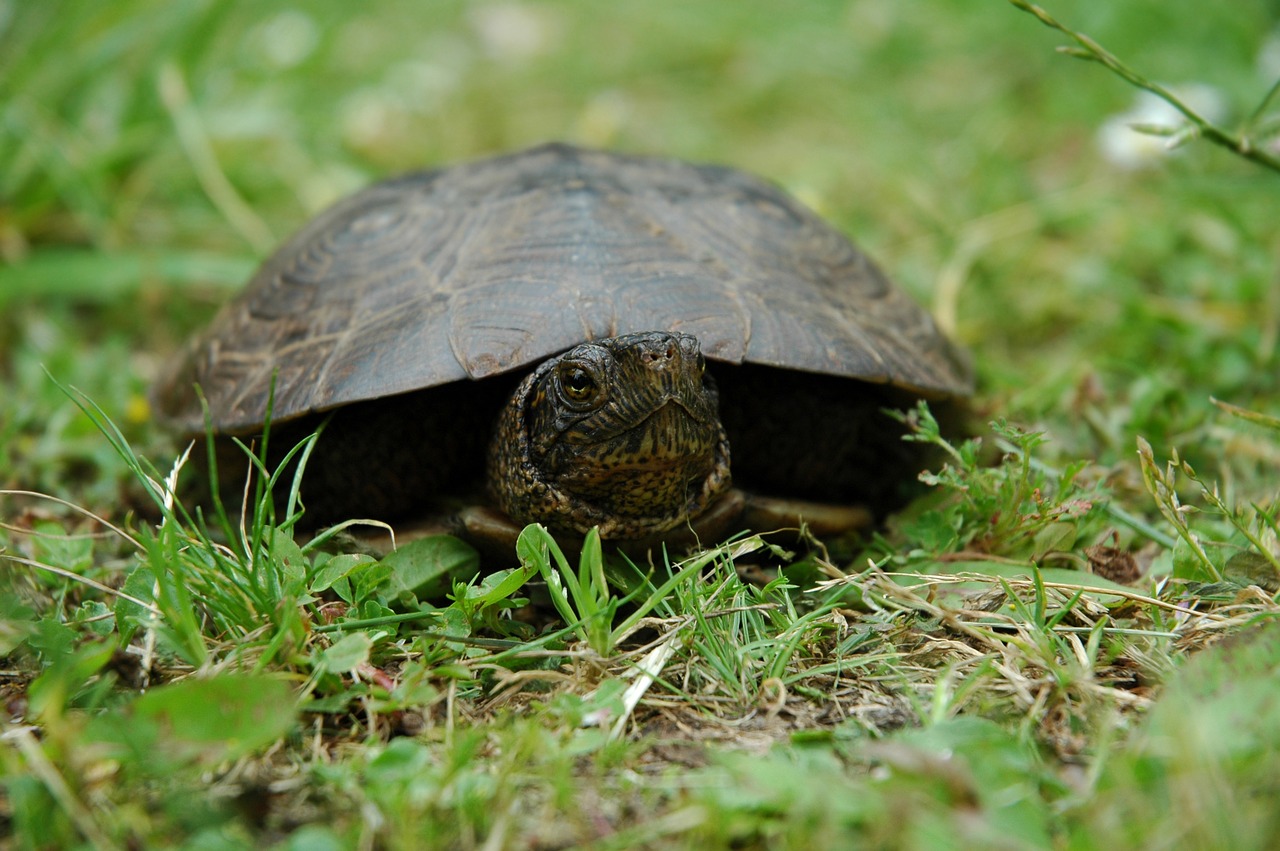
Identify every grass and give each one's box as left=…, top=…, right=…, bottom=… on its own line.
left=3, top=0, right=1280, bottom=847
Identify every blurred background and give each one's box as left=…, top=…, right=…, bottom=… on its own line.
left=2, top=0, right=1277, bottom=510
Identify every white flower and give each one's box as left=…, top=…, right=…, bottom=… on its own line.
left=1096, top=84, right=1229, bottom=170
left=254, top=10, right=320, bottom=70
left=468, top=2, right=560, bottom=63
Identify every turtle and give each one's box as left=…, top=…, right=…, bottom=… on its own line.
left=154, top=143, right=972, bottom=548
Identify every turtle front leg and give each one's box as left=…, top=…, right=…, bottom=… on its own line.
left=739, top=493, right=873, bottom=537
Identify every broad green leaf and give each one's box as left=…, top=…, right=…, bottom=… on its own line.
left=1171, top=535, right=1221, bottom=583
left=89, top=674, right=296, bottom=767
left=459, top=562, right=538, bottom=610
left=366, top=737, right=434, bottom=781
left=281, top=825, right=348, bottom=851
left=1223, top=550, right=1280, bottom=591
left=31, top=520, right=93, bottom=575
left=0, top=596, right=37, bottom=655
left=113, top=564, right=157, bottom=645
left=310, top=553, right=377, bottom=594
left=27, top=617, right=78, bottom=666
left=1031, top=520, right=1078, bottom=556
left=316, top=632, right=374, bottom=675
left=269, top=527, right=310, bottom=587
left=26, top=638, right=117, bottom=721
left=884, top=717, right=1056, bottom=846
left=378, top=535, right=480, bottom=602
left=73, top=600, right=115, bottom=637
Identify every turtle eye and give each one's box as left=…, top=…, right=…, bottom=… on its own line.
left=696, top=353, right=706, bottom=375
left=560, top=366, right=596, bottom=401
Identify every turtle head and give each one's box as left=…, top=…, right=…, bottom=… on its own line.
left=488, top=331, right=732, bottom=539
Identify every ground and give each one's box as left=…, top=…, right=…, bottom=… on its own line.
left=2, top=1, right=1279, bottom=848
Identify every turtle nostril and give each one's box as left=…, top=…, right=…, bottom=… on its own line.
left=642, top=344, right=677, bottom=367
left=640, top=338, right=679, bottom=366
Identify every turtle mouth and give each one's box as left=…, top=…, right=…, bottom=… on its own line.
left=546, top=396, right=723, bottom=514
left=600, top=453, right=695, bottom=474
left=648, top=395, right=708, bottom=425
left=567, top=395, right=707, bottom=445
left=604, top=396, right=710, bottom=444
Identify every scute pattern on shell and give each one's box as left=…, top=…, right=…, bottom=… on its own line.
left=155, top=143, right=972, bottom=434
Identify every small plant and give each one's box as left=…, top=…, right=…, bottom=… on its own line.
left=1009, top=0, right=1280, bottom=174
left=888, top=402, right=1105, bottom=562
left=1137, top=401, right=1280, bottom=594
left=513, top=522, right=767, bottom=659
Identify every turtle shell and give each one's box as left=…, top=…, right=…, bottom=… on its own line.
left=155, top=143, right=973, bottom=522
left=154, top=143, right=971, bottom=436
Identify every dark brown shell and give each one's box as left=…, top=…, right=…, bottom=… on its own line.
left=155, top=143, right=971, bottom=434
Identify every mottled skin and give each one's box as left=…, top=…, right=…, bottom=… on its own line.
left=488, top=332, right=731, bottom=538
